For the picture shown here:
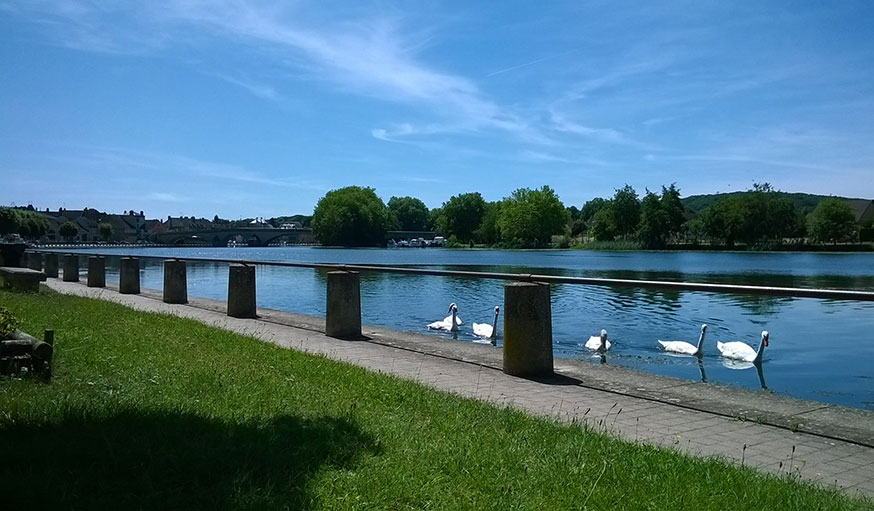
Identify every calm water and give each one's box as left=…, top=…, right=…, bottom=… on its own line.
left=70, top=247, right=874, bottom=410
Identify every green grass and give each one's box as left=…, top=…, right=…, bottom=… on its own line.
left=573, top=239, right=645, bottom=251
left=0, top=289, right=868, bottom=510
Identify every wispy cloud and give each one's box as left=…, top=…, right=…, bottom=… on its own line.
left=211, top=73, right=284, bottom=102
left=5, top=1, right=550, bottom=143
left=485, top=48, right=579, bottom=77
left=147, top=192, right=186, bottom=202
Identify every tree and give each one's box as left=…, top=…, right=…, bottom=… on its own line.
left=59, top=221, right=79, bottom=241
left=698, top=184, right=799, bottom=246
left=14, top=210, right=49, bottom=240
left=98, top=222, right=114, bottom=241
left=660, top=183, right=685, bottom=236
left=387, top=196, right=430, bottom=231
left=473, top=201, right=502, bottom=245
left=440, top=192, right=486, bottom=243
left=497, top=186, right=569, bottom=248
left=574, top=197, right=608, bottom=236
left=590, top=206, right=617, bottom=241
left=611, top=185, right=641, bottom=237
left=700, top=196, right=745, bottom=246
left=0, top=208, right=19, bottom=235
left=312, top=186, right=391, bottom=246
left=428, top=207, right=443, bottom=231
left=579, top=197, right=608, bottom=225
left=637, top=190, right=671, bottom=249
left=808, top=198, right=856, bottom=245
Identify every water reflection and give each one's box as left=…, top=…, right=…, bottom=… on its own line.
left=720, top=359, right=768, bottom=389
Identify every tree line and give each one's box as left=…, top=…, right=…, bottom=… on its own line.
left=311, top=183, right=865, bottom=249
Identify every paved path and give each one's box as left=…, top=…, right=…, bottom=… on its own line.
left=44, top=279, right=874, bottom=499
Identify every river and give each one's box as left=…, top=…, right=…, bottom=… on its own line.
left=69, top=247, right=874, bottom=410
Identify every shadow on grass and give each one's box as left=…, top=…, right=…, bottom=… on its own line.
left=0, top=409, right=376, bottom=509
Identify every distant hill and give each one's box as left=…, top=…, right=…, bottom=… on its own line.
left=681, top=191, right=870, bottom=215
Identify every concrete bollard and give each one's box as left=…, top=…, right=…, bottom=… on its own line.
left=325, top=271, right=361, bottom=339
left=227, top=263, right=257, bottom=318
left=44, top=253, right=59, bottom=278
left=502, top=281, right=554, bottom=377
left=163, top=259, right=188, bottom=304
left=62, top=254, right=79, bottom=282
left=87, top=256, right=105, bottom=288
left=119, top=257, right=140, bottom=294
left=28, top=252, right=43, bottom=271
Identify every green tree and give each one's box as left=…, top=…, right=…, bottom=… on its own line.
left=427, top=207, right=443, bottom=231
left=700, top=196, right=745, bottom=246
left=312, top=186, right=391, bottom=247
left=497, top=186, right=568, bottom=248
left=579, top=198, right=608, bottom=224
left=387, top=196, right=430, bottom=231
left=660, top=183, right=685, bottom=236
left=573, top=198, right=609, bottom=237
left=59, top=221, right=79, bottom=241
left=637, top=191, right=671, bottom=249
left=590, top=206, right=617, bottom=241
left=473, top=201, right=502, bottom=245
left=808, top=197, right=856, bottom=245
left=15, top=210, right=50, bottom=239
left=698, top=184, right=799, bottom=246
left=98, top=222, right=114, bottom=241
left=440, top=192, right=486, bottom=243
left=0, top=207, right=20, bottom=235
left=612, top=185, right=641, bottom=237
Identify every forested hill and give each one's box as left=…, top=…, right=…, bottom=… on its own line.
left=681, top=191, right=867, bottom=214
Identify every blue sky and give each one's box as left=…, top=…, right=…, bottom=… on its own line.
left=1, top=1, right=873, bottom=219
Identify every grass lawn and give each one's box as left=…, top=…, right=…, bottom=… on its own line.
left=0, top=288, right=869, bottom=510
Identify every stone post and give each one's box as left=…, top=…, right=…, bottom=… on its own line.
left=325, top=271, right=361, bottom=339
left=62, top=254, right=79, bottom=282
left=502, top=281, right=553, bottom=377
left=227, top=263, right=257, bottom=318
left=87, top=256, right=105, bottom=288
left=163, top=259, right=188, bottom=304
left=44, top=253, right=59, bottom=278
left=27, top=252, right=43, bottom=271
left=119, top=257, right=140, bottom=294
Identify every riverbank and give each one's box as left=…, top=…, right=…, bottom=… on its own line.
left=3, top=286, right=873, bottom=508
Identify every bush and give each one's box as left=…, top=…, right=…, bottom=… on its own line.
left=0, top=306, right=18, bottom=339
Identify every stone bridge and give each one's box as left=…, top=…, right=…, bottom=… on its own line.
left=151, top=227, right=314, bottom=247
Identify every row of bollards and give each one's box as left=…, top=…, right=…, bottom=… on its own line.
left=26, top=251, right=554, bottom=378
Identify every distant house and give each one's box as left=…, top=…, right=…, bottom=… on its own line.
left=165, top=216, right=214, bottom=232
left=847, top=199, right=874, bottom=225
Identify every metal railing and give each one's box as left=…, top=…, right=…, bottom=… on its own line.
left=30, top=249, right=874, bottom=302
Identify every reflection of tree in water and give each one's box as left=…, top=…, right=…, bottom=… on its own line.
left=725, top=293, right=792, bottom=315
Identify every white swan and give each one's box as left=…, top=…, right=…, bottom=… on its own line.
left=427, top=303, right=461, bottom=332
left=584, top=329, right=610, bottom=352
left=658, top=324, right=707, bottom=357
left=717, top=331, right=769, bottom=363
left=473, top=306, right=499, bottom=345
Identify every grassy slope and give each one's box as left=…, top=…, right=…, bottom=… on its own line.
left=0, top=289, right=868, bottom=510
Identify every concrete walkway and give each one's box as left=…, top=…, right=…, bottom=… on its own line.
left=44, top=279, right=874, bottom=499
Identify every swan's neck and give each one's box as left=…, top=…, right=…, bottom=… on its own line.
left=694, top=330, right=706, bottom=355
left=490, top=312, right=498, bottom=339
left=754, top=339, right=766, bottom=363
